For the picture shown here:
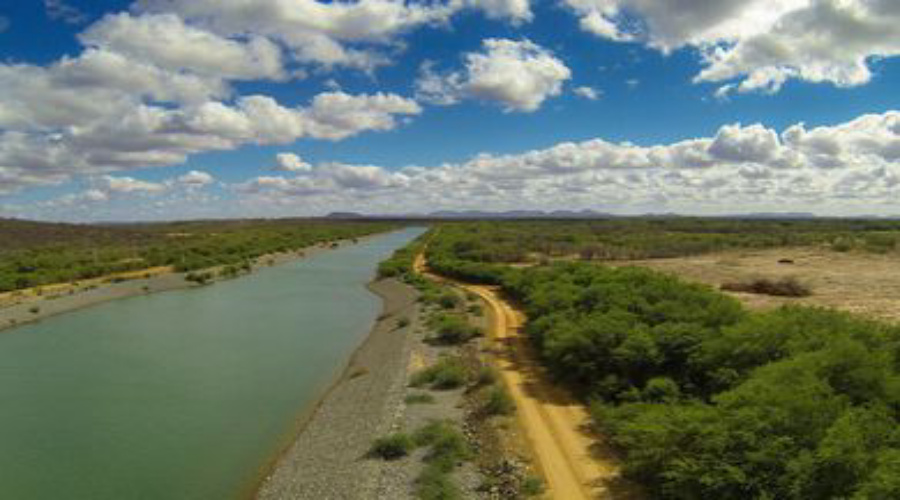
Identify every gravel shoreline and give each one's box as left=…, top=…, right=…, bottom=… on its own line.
left=255, top=278, right=421, bottom=500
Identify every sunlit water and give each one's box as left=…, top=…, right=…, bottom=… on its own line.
left=0, top=227, right=424, bottom=500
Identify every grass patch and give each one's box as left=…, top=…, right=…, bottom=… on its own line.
left=410, top=357, right=468, bottom=390
left=521, top=475, right=545, bottom=497
left=428, top=313, right=481, bottom=345
left=369, top=432, right=414, bottom=460
left=413, top=421, right=471, bottom=500
left=405, top=392, right=436, bottom=404
left=482, top=384, right=515, bottom=416
left=720, top=276, right=811, bottom=297
left=474, top=365, right=498, bottom=387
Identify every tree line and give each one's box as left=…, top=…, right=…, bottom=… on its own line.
left=0, top=219, right=397, bottom=292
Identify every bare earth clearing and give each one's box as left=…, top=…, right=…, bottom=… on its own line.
left=617, top=247, right=900, bottom=322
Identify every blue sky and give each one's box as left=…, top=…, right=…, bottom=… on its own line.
left=0, top=0, right=898, bottom=220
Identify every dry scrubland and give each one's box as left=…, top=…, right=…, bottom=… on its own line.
left=619, top=247, right=900, bottom=322
left=421, top=221, right=900, bottom=499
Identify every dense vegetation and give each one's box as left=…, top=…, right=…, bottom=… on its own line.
left=0, top=218, right=397, bottom=292
left=424, top=218, right=900, bottom=265
left=423, top=221, right=900, bottom=499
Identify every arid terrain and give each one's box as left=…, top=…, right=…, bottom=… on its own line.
left=618, top=247, right=900, bottom=322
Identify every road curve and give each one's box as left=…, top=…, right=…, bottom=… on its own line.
left=414, top=253, right=633, bottom=500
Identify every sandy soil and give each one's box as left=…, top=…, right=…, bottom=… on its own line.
left=414, top=253, right=639, bottom=499
left=616, top=247, right=900, bottom=322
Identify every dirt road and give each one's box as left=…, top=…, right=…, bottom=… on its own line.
left=414, top=253, right=634, bottom=499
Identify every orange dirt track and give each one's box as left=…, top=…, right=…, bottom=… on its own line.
left=414, top=252, right=638, bottom=499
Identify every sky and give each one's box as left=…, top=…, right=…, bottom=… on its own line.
left=0, top=0, right=898, bottom=221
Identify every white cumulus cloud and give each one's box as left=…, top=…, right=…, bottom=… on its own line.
left=565, top=0, right=900, bottom=94
left=235, top=110, right=900, bottom=215
left=416, top=38, right=571, bottom=112
left=274, top=153, right=313, bottom=173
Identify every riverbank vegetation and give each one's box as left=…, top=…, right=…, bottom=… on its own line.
left=423, top=220, right=900, bottom=499
left=0, top=218, right=397, bottom=292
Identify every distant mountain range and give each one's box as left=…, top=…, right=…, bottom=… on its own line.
left=324, top=210, right=832, bottom=220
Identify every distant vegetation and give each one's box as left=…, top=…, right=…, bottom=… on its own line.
left=423, top=218, right=900, bottom=267
left=422, top=220, right=900, bottom=499
left=0, top=218, right=397, bottom=292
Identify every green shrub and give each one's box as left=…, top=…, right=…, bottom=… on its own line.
left=438, top=292, right=461, bottom=309
left=483, top=385, right=515, bottom=416
left=429, top=314, right=481, bottom=345
left=416, top=462, right=461, bottom=500
left=474, top=365, right=498, bottom=387
left=521, top=475, right=545, bottom=497
left=414, top=421, right=471, bottom=467
left=413, top=421, right=470, bottom=500
left=642, top=377, right=681, bottom=402
left=396, top=317, right=411, bottom=329
left=369, top=433, right=414, bottom=460
left=411, top=357, right=468, bottom=390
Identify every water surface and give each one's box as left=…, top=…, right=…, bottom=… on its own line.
left=0, top=227, right=424, bottom=500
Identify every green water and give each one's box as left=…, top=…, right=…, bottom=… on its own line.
left=0, top=228, right=424, bottom=500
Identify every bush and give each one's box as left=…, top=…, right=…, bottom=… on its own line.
left=369, top=433, right=414, bottom=460
left=396, top=317, right=411, bottom=329
left=438, top=292, right=462, bottom=310
left=413, top=421, right=470, bottom=500
left=414, top=421, right=471, bottom=466
left=521, top=475, right=545, bottom=497
left=482, top=385, right=515, bottom=416
left=430, top=314, right=481, bottom=345
left=411, top=357, right=468, bottom=390
left=641, top=377, right=680, bottom=402
left=474, top=365, right=498, bottom=387
left=720, top=276, right=811, bottom=297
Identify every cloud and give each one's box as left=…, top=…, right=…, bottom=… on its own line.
left=97, top=175, right=167, bottom=194
left=177, top=170, right=215, bottom=186
left=236, top=110, right=900, bottom=215
left=134, top=0, right=534, bottom=71
left=465, top=0, right=533, bottom=24
left=274, top=153, right=313, bottom=173
left=573, top=86, right=602, bottom=100
left=80, top=13, right=286, bottom=81
left=45, top=0, right=88, bottom=25
left=0, top=16, right=9, bottom=33
left=565, top=0, right=900, bottom=93
left=0, top=90, right=420, bottom=194
left=416, top=39, right=571, bottom=112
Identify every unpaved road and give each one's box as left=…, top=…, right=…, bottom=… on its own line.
left=414, top=253, right=634, bottom=499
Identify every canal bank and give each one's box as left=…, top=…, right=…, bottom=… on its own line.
left=0, top=232, right=389, bottom=334
left=0, top=227, right=425, bottom=500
